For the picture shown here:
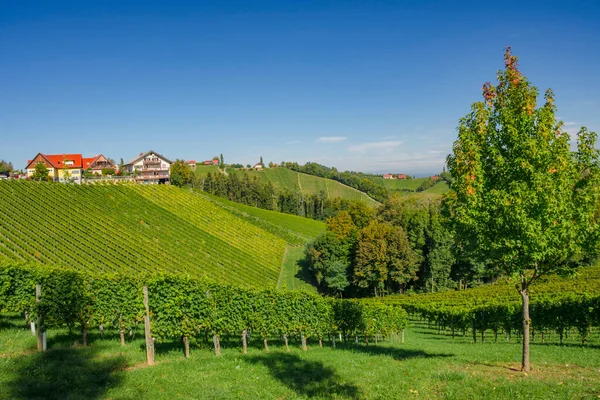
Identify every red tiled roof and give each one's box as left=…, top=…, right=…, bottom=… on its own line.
left=82, top=156, right=98, bottom=169
left=42, top=154, right=83, bottom=169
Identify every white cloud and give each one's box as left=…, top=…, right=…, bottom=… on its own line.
left=347, top=140, right=403, bottom=153
left=316, top=136, right=347, bottom=143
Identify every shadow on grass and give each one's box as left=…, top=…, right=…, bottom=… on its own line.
left=294, top=256, right=320, bottom=289
left=0, top=313, right=28, bottom=331
left=245, top=352, right=361, bottom=399
left=7, top=345, right=126, bottom=400
left=337, top=342, right=454, bottom=361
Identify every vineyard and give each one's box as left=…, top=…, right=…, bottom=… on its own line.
left=235, top=168, right=379, bottom=207
left=0, top=263, right=408, bottom=357
left=378, top=265, right=600, bottom=344
left=0, top=181, right=288, bottom=288
left=199, top=191, right=326, bottom=246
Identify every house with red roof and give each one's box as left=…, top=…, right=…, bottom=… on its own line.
left=397, top=174, right=407, bottom=179
left=26, top=153, right=117, bottom=183
left=26, top=153, right=85, bottom=183
left=82, top=155, right=117, bottom=175
left=382, top=173, right=395, bottom=179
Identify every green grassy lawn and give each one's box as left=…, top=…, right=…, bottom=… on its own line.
left=1, top=313, right=598, bottom=399
left=277, top=245, right=318, bottom=292
left=194, top=165, right=221, bottom=176
left=376, top=177, right=430, bottom=192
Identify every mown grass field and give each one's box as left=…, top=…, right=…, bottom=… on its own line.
left=193, top=165, right=221, bottom=176
left=231, top=168, right=380, bottom=207
left=1, top=313, right=598, bottom=399
left=0, top=181, right=291, bottom=288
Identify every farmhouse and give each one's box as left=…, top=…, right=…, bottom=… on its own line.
left=83, top=154, right=117, bottom=175
left=397, top=174, right=407, bottom=179
left=253, top=163, right=263, bottom=170
left=186, top=160, right=197, bottom=167
left=26, top=153, right=85, bottom=183
left=124, top=150, right=172, bottom=184
left=203, top=159, right=219, bottom=165
left=382, top=173, right=395, bottom=179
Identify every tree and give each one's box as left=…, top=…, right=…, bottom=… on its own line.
left=323, top=260, right=349, bottom=296
left=32, top=162, right=49, bottom=181
left=170, top=159, right=193, bottom=187
left=444, top=48, right=600, bottom=371
left=220, top=154, right=224, bottom=167
left=354, top=221, right=416, bottom=296
left=0, top=160, right=12, bottom=175
left=260, top=156, right=264, bottom=167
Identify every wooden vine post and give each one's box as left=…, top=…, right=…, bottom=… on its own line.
left=242, top=330, right=248, bottom=354
left=183, top=336, right=190, bottom=359
left=143, top=285, right=155, bottom=365
left=35, top=284, right=46, bottom=352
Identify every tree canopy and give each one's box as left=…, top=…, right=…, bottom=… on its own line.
left=444, top=47, right=600, bottom=371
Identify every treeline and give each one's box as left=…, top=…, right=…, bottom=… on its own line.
left=306, top=195, right=505, bottom=297
left=171, top=159, right=373, bottom=221
left=0, top=263, right=408, bottom=357
left=280, top=161, right=389, bottom=203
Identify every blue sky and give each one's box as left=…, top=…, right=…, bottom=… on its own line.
left=1, top=0, right=599, bottom=175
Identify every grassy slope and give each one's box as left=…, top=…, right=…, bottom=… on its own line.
left=1, top=313, right=598, bottom=399
left=277, top=245, right=317, bottom=292
left=232, top=168, right=380, bottom=207
left=198, top=191, right=325, bottom=246
left=0, top=181, right=286, bottom=288
left=193, top=165, right=221, bottom=176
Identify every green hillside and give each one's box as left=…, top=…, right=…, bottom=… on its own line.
left=197, top=191, right=326, bottom=246
left=194, top=165, right=221, bottom=176
left=234, top=168, right=380, bottom=207
left=0, top=181, right=290, bottom=288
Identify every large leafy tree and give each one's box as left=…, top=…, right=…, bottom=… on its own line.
left=32, top=162, right=49, bottom=181
left=354, top=220, right=416, bottom=296
left=444, top=48, right=600, bottom=371
left=170, top=159, right=193, bottom=187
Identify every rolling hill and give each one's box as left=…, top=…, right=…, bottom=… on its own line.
left=231, top=167, right=380, bottom=207
left=0, top=181, right=324, bottom=288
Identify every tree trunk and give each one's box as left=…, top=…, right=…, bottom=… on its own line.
left=263, top=337, right=269, bottom=352
left=401, top=329, right=405, bottom=344
left=318, top=336, right=323, bottom=348
left=36, top=284, right=45, bottom=352
left=82, top=327, right=88, bottom=347
left=143, top=286, right=155, bottom=365
left=183, top=336, right=190, bottom=358
left=242, top=330, right=248, bottom=354
left=301, top=333, right=307, bottom=351
left=520, top=273, right=531, bottom=372
left=120, top=329, right=126, bottom=346
left=284, top=334, right=290, bottom=352
left=332, top=335, right=336, bottom=348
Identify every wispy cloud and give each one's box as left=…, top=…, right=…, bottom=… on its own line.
left=286, top=140, right=301, bottom=145
left=316, top=136, right=347, bottom=143
left=347, top=140, right=403, bottom=153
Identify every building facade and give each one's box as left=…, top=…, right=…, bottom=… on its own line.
left=124, top=150, right=172, bottom=184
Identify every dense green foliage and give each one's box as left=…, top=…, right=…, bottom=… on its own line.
left=0, top=180, right=286, bottom=287
left=379, top=265, right=600, bottom=345
left=170, top=159, right=194, bottom=187
left=0, top=160, right=13, bottom=175
left=0, top=263, right=408, bottom=351
left=278, top=161, right=388, bottom=203
left=307, top=196, right=470, bottom=296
